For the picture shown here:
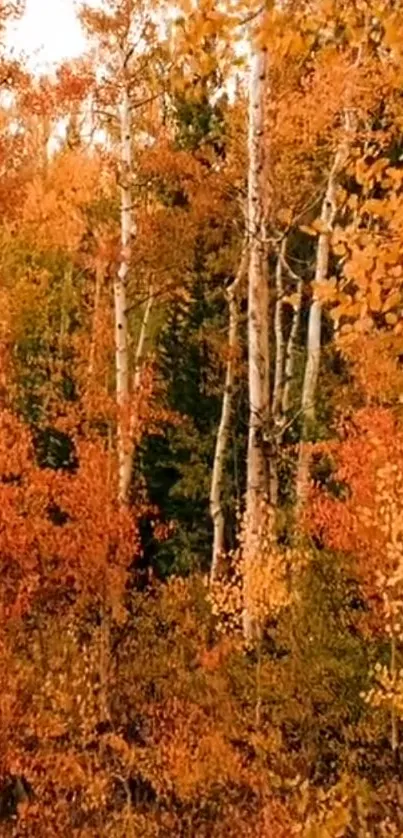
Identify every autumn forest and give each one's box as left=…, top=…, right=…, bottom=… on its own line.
left=2, top=0, right=403, bottom=834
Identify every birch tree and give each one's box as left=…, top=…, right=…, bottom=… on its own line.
left=267, top=236, right=303, bottom=507
left=210, top=246, right=247, bottom=584
left=272, top=239, right=288, bottom=435
left=243, top=14, right=271, bottom=640
left=295, top=145, right=347, bottom=510
left=271, top=238, right=288, bottom=507
left=114, top=79, right=132, bottom=503
left=294, top=21, right=366, bottom=510
left=80, top=0, right=162, bottom=504
left=282, top=268, right=303, bottom=420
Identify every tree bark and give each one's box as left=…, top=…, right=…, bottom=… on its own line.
left=282, top=269, right=303, bottom=420
left=243, top=26, right=271, bottom=642
left=210, top=246, right=247, bottom=585
left=270, top=238, right=288, bottom=507
left=127, top=289, right=154, bottom=455
left=296, top=147, right=345, bottom=510
left=115, top=82, right=132, bottom=505
left=133, top=289, right=153, bottom=392
left=272, top=238, right=287, bottom=430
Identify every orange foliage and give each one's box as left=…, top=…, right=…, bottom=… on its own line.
left=306, top=407, right=403, bottom=628
left=2, top=0, right=403, bottom=834
left=20, top=150, right=104, bottom=253
left=0, top=409, right=136, bottom=624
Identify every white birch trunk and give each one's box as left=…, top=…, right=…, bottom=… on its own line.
left=282, top=272, right=303, bottom=419
left=295, top=148, right=345, bottom=509
left=210, top=246, right=247, bottom=585
left=115, top=82, right=132, bottom=504
left=133, top=290, right=153, bottom=392
left=272, top=239, right=287, bottom=431
left=127, top=289, right=154, bottom=455
left=243, top=28, right=271, bottom=641
left=270, top=239, right=288, bottom=507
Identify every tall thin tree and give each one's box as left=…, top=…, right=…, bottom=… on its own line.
left=210, top=245, right=247, bottom=584
left=243, top=13, right=271, bottom=640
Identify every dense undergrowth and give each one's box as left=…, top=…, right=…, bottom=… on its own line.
left=1, top=554, right=403, bottom=837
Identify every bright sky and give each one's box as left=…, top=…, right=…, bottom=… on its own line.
left=7, top=0, right=87, bottom=73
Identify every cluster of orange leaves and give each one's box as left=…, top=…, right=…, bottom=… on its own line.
left=0, top=409, right=136, bottom=625
left=306, top=406, right=403, bottom=630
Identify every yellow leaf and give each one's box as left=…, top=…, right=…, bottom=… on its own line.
left=368, top=285, right=381, bottom=312
left=299, top=224, right=318, bottom=237
left=383, top=291, right=401, bottom=313
left=333, top=242, right=346, bottom=257
left=284, top=292, right=301, bottom=309
left=277, top=207, right=293, bottom=226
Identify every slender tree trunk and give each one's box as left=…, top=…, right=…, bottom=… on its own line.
left=270, top=238, right=287, bottom=507
left=243, top=27, right=271, bottom=642
left=133, top=289, right=153, bottom=392
left=282, top=271, right=303, bottom=419
left=270, top=240, right=303, bottom=506
left=296, top=147, right=345, bottom=509
left=210, top=246, right=247, bottom=585
left=115, top=82, right=132, bottom=504
left=127, top=289, right=154, bottom=457
left=272, top=239, right=287, bottom=428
